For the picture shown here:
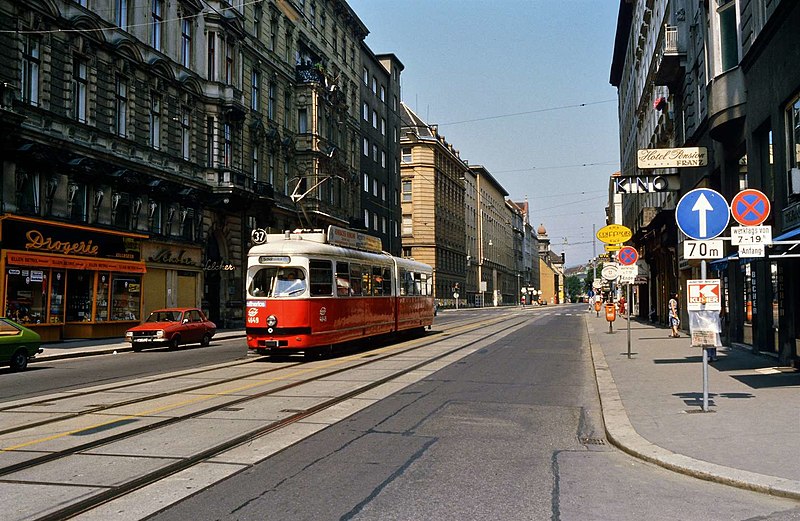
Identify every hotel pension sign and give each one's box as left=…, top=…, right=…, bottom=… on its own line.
left=637, top=147, right=708, bottom=169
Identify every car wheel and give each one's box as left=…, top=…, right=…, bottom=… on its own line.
left=201, top=333, right=211, bottom=347
left=10, top=349, right=28, bottom=371
left=168, top=336, right=180, bottom=350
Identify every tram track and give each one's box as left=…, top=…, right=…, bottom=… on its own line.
left=0, top=311, right=533, bottom=521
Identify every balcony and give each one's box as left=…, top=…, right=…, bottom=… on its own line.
left=653, top=26, right=685, bottom=86
left=296, top=64, right=325, bottom=85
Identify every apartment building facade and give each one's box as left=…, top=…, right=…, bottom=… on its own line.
left=0, top=0, right=374, bottom=338
left=611, top=0, right=800, bottom=366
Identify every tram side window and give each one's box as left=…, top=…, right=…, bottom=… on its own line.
left=309, top=260, right=333, bottom=296
left=372, top=266, right=384, bottom=295
left=401, top=269, right=417, bottom=296
left=336, top=262, right=351, bottom=296
left=382, top=267, right=392, bottom=295
left=350, top=265, right=363, bottom=296
left=420, top=273, right=429, bottom=296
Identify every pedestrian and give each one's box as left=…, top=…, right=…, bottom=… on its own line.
left=668, top=293, right=680, bottom=338
left=618, top=295, right=626, bottom=316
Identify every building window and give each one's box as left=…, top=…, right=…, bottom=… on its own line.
left=298, top=108, right=308, bottom=133
left=362, top=102, right=369, bottom=121
left=788, top=95, right=800, bottom=193
left=380, top=85, right=385, bottom=102
left=152, top=0, right=163, bottom=51
left=181, top=107, right=191, bottom=160
left=268, top=81, right=276, bottom=120
left=269, top=154, right=275, bottom=185
left=252, top=146, right=259, bottom=180
left=372, top=77, right=377, bottom=94
left=270, top=17, right=278, bottom=51
left=181, top=17, right=192, bottom=67
left=381, top=216, right=387, bottom=234
left=372, top=144, right=378, bottom=162
left=206, top=116, right=215, bottom=166
left=115, top=75, right=128, bottom=137
left=373, top=212, right=379, bottom=231
left=372, top=178, right=378, bottom=196
left=223, top=123, right=232, bottom=167
left=116, top=0, right=128, bottom=28
left=402, top=214, right=412, bottom=235
left=73, top=57, right=88, bottom=123
left=363, top=173, right=369, bottom=192
left=363, top=137, right=369, bottom=156
left=363, top=67, right=369, bottom=85
left=225, top=40, right=235, bottom=84
left=402, top=179, right=412, bottom=202
left=402, top=147, right=412, bottom=163
left=254, top=3, right=262, bottom=37
left=381, top=118, right=386, bottom=135
left=149, top=93, right=161, bottom=149
left=381, top=184, right=386, bottom=201
left=21, top=35, right=40, bottom=106
left=381, top=151, right=386, bottom=168
left=251, top=70, right=260, bottom=111
left=372, top=110, right=378, bottom=128
left=364, top=209, right=370, bottom=228
left=207, top=31, right=216, bottom=80
left=718, top=0, right=739, bottom=72
left=284, top=161, right=290, bottom=194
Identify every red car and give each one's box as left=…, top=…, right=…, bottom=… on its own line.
left=125, top=308, right=216, bottom=351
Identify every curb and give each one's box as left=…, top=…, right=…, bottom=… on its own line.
left=586, top=315, right=800, bottom=500
left=35, top=332, right=247, bottom=363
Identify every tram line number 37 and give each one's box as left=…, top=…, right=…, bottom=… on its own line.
left=684, top=240, right=724, bottom=260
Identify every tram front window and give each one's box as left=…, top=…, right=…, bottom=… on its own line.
left=249, top=267, right=307, bottom=297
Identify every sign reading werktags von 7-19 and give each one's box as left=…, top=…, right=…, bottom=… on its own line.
left=687, top=279, right=721, bottom=311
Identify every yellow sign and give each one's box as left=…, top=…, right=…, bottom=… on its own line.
left=597, top=224, right=633, bottom=244
left=604, top=244, right=622, bottom=252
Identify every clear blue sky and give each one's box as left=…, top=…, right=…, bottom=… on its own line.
left=349, top=0, right=621, bottom=267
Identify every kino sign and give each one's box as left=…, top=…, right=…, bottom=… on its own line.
left=637, top=147, right=708, bottom=169
left=613, top=175, right=677, bottom=194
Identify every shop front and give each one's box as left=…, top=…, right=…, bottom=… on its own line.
left=141, top=242, right=203, bottom=316
left=0, top=216, right=147, bottom=341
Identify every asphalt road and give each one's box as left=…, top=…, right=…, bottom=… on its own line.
left=146, top=305, right=800, bottom=521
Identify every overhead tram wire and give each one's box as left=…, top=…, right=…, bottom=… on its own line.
left=437, top=99, right=617, bottom=126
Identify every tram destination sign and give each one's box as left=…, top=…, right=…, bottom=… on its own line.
left=637, top=147, right=708, bottom=169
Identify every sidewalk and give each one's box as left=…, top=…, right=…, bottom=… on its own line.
left=35, top=329, right=247, bottom=361
left=586, top=312, right=800, bottom=499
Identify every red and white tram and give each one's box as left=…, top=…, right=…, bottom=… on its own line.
left=245, top=226, right=434, bottom=357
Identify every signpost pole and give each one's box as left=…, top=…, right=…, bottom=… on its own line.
left=701, top=259, right=709, bottom=412
left=626, top=282, right=632, bottom=359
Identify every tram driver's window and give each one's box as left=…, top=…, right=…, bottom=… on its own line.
left=309, top=260, right=333, bottom=296
left=249, top=268, right=274, bottom=297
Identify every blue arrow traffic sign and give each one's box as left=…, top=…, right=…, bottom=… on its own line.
left=675, top=188, right=730, bottom=240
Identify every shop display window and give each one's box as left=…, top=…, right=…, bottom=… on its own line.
left=49, top=270, right=65, bottom=323
left=4, top=267, right=48, bottom=324
left=95, top=273, right=110, bottom=322
left=111, top=276, right=141, bottom=321
left=66, top=271, right=93, bottom=322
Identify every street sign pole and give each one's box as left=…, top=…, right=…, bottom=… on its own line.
left=626, top=282, right=632, bottom=359
left=701, top=259, right=709, bottom=412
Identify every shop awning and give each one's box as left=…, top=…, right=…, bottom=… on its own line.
left=772, top=226, right=800, bottom=242
left=6, top=252, right=147, bottom=273
left=709, top=252, right=738, bottom=271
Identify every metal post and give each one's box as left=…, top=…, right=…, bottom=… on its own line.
left=626, top=282, right=631, bottom=358
left=701, top=259, right=709, bottom=412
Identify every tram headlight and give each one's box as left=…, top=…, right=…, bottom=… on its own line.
left=266, top=315, right=278, bottom=327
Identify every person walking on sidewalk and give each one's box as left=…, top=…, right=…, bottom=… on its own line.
left=669, top=293, right=680, bottom=338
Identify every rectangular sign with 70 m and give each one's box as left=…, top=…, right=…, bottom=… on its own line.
left=683, top=240, right=724, bottom=259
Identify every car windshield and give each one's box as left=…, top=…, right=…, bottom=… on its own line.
left=249, top=267, right=307, bottom=297
left=146, top=311, right=183, bottom=323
